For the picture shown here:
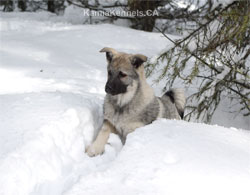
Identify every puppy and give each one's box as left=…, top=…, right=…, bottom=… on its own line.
left=86, top=47, right=186, bottom=157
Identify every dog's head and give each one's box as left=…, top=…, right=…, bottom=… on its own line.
left=100, top=47, right=147, bottom=96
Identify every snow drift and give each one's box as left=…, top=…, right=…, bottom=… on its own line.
left=66, top=119, right=250, bottom=195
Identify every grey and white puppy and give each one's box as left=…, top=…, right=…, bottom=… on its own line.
left=86, top=47, right=186, bottom=157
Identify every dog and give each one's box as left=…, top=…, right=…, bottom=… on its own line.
left=86, top=47, right=186, bottom=157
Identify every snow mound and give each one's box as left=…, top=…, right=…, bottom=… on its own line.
left=0, top=94, right=105, bottom=195
left=65, top=119, right=250, bottom=195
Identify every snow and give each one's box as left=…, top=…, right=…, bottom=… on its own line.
left=0, top=12, right=250, bottom=195
left=65, top=119, right=250, bottom=195
left=212, top=0, right=234, bottom=9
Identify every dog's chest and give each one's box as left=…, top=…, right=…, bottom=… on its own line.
left=104, top=103, right=136, bottom=135
left=113, top=113, right=127, bottom=132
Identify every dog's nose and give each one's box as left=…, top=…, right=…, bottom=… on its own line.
left=105, top=84, right=113, bottom=94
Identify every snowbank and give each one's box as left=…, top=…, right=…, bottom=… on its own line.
left=0, top=12, right=249, bottom=195
left=65, top=119, right=250, bottom=195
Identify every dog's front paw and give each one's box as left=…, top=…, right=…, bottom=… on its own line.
left=86, top=143, right=105, bottom=157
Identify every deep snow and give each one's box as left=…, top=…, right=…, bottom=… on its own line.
left=0, top=12, right=250, bottom=195
left=66, top=120, right=250, bottom=195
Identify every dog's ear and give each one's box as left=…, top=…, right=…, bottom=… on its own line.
left=131, top=54, right=147, bottom=69
left=100, top=47, right=118, bottom=63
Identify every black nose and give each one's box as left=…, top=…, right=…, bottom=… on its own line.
left=105, top=84, right=113, bottom=94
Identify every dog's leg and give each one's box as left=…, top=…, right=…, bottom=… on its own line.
left=119, top=122, right=145, bottom=145
left=86, top=120, right=115, bottom=157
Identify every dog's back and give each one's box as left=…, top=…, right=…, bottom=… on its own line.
left=159, top=88, right=186, bottom=120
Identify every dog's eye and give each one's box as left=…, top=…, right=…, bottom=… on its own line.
left=108, top=71, right=112, bottom=76
left=119, top=71, right=127, bottom=78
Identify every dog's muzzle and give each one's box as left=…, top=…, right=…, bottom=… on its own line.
left=105, top=80, right=127, bottom=96
left=105, top=84, right=116, bottom=95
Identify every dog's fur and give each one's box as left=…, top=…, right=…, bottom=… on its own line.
left=86, top=47, right=186, bottom=157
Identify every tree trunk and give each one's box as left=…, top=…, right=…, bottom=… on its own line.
left=128, top=0, right=160, bottom=32
left=18, top=0, right=26, bottom=11
left=3, top=0, right=14, bottom=12
left=48, top=0, right=55, bottom=13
